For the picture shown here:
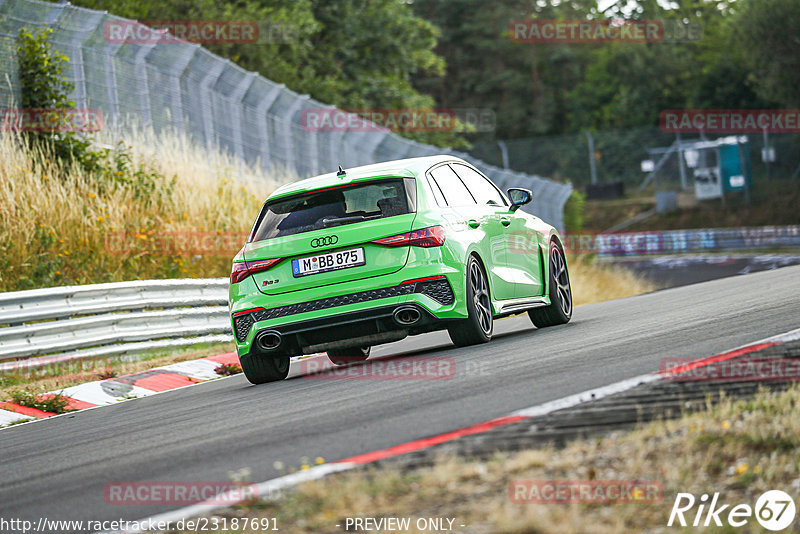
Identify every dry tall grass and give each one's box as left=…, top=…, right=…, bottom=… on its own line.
left=0, top=128, right=290, bottom=291
left=569, top=255, right=656, bottom=306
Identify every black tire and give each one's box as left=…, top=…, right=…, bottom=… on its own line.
left=529, top=241, right=572, bottom=327
left=448, top=256, right=493, bottom=347
left=327, top=346, right=371, bottom=366
left=240, top=354, right=290, bottom=384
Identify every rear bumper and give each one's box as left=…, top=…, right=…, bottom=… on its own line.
left=243, top=303, right=454, bottom=357
left=232, top=275, right=461, bottom=356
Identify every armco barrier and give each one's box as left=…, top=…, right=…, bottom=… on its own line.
left=564, top=225, right=800, bottom=257
left=0, top=279, right=232, bottom=373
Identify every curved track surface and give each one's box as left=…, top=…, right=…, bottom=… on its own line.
left=2, top=266, right=799, bottom=525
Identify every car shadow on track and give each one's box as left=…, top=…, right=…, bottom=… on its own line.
left=235, top=318, right=580, bottom=387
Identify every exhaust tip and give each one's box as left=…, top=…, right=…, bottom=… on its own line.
left=393, top=306, right=421, bottom=326
left=257, top=330, right=282, bottom=351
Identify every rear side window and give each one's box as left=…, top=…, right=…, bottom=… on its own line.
left=250, top=178, right=412, bottom=241
left=451, top=164, right=507, bottom=207
left=428, top=165, right=476, bottom=207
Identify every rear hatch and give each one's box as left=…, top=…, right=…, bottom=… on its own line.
left=244, top=178, right=415, bottom=295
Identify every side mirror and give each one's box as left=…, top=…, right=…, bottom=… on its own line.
left=507, top=188, right=532, bottom=212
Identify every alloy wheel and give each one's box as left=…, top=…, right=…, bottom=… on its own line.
left=551, top=247, right=572, bottom=316
left=470, top=261, right=492, bottom=334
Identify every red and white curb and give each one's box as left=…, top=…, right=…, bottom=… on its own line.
left=0, top=353, right=244, bottom=426
left=118, top=326, right=800, bottom=532
left=0, top=351, right=342, bottom=429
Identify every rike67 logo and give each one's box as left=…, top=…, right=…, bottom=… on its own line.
left=668, top=490, right=796, bottom=531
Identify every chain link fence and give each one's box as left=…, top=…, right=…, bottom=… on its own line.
left=0, top=0, right=572, bottom=229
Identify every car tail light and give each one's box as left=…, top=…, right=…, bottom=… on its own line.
left=230, top=258, right=283, bottom=284
left=231, top=262, right=249, bottom=284
left=371, top=226, right=445, bottom=248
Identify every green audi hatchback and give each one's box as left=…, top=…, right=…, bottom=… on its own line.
left=230, top=155, right=572, bottom=383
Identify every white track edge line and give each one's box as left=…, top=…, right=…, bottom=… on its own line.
left=510, top=372, right=662, bottom=418
left=512, top=325, right=800, bottom=420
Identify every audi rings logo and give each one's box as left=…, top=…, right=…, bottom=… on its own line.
left=310, top=235, right=338, bottom=248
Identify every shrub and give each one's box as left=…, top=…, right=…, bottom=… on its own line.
left=215, top=363, right=243, bottom=376
left=10, top=389, right=73, bottom=414
left=16, top=28, right=102, bottom=171
left=563, top=189, right=586, bottom=231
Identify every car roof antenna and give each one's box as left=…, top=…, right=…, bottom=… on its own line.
left=336, top=165, right=346, bottom=177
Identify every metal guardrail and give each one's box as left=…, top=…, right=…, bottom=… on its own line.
left=586, top=225, right=800, bottom=257
left=0, top=279, right=232, bottom=372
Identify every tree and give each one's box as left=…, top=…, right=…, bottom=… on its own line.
left=412, top=0, right=596, bottom=140
left=735, top=0, right=800, bottom=107
left=566, top=42, right=698, bottom=130
left=15, top=27, right=100, bottom=167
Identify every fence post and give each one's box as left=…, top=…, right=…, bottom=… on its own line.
left=133, top=39, right=158, bottom=129
left=255, top=83, right=284, bottom=171
left=198, top=57, right=226, bottom=154
left=101, top=17, right=121, bottom=126
left=586, top=131, right=598, bottom=185
left=230, top=70, right=257, bottom=162
left=169, top=45, right=200, bottom=134
left=282, top=94, right=309, bottom=177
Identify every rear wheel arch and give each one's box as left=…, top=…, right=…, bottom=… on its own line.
left=546, top=234, right=567, bottom=293
left=528, top=236, right=572, bottom=328
left=448, top=254, right=493, bottom=346
left=466, top=250, right=496, bottom=310
left=550, top=234, right=566, bottom=255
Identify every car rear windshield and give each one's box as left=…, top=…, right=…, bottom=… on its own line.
left=249, top=178, right=414, bottom=242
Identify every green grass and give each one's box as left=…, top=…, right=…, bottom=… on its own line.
left=9, top=389, right=73, bottom=414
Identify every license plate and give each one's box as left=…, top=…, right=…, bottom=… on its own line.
left=292, top=248, right=365, bottom=277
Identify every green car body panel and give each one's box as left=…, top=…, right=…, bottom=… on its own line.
left=229, top=155, right=569, bottom=380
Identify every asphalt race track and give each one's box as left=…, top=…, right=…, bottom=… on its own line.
left=2, top=265, right=799, bottom=527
